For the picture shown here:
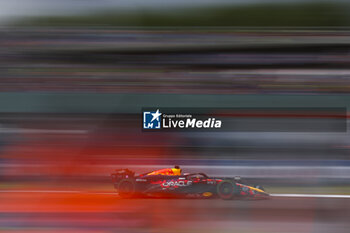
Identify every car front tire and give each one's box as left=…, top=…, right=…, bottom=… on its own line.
left=217, top=180, right=236, bottom=200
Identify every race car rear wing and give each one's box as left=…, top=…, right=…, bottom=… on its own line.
left=111, top=169, right=135, bottom=182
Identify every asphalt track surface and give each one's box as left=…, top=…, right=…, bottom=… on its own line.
left=0, top=191, right=349, bottom=233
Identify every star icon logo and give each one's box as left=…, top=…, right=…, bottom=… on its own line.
left=151, top=109, right=162, bottom=122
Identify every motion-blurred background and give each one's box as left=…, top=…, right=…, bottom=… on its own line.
left=1, top=0, right=350, bottom=232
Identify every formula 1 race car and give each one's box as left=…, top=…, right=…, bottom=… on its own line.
left=111, top=166, right=269, bottom=200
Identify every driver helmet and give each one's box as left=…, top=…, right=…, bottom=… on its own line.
left=172, top=165, right=182, bottom=175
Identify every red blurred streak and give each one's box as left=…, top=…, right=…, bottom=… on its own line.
left=0, top=193, right=123, bottom=213
left=0, top=131, right=181, bottom=177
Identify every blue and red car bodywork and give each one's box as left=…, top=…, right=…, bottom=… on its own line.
left=111, top=168, right=270, bottom=200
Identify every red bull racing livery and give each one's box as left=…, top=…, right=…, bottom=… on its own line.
left=111, top=166, right=270, bottom=200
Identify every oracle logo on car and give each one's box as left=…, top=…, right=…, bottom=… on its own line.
left=162, top=180, right=192, bottom=187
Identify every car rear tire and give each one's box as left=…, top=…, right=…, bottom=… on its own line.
left=117, top=179, right=136, bottom=198
left=217, top=180, right=236, bottom=200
